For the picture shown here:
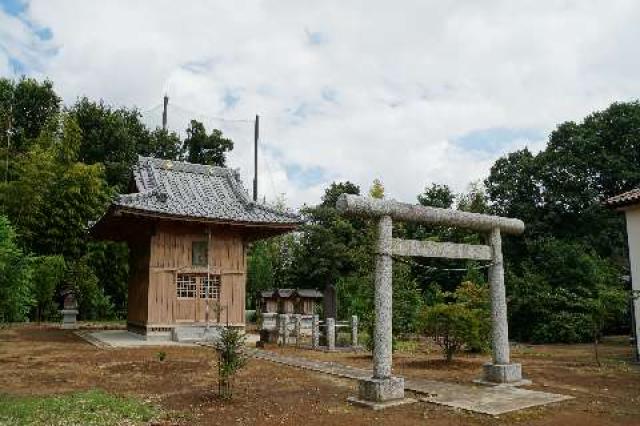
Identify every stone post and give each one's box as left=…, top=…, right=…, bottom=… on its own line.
left=283, top=314, right=290, bottom=346
left=373, top=215, right=393, bottom=379
left=294, top=314, right=302, bottom=347
left=312, top=314, right=319, bottom=349
left=326, top=317, right=336, bottom=351
left=481, top=227, right=525, bottom=384
left=348, top=215, right=408, bottom=409
left=278, top=314, right=289, bottom=346
left=351, top=315, right=359, bottom=347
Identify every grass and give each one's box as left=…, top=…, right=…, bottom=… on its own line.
left=0, top=389, right=158, bottom=426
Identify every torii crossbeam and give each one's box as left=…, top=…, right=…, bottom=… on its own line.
left=337, top=194, right=527, bottom=409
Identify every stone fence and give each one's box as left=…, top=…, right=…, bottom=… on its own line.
left=260, top=313, right=359, bottom=351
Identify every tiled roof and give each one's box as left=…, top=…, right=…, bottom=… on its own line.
left=112, top=156, right=302, bottom=225
left=605, top=188, right=640, bottom=208
left=260, top=289, right=324, bottom=299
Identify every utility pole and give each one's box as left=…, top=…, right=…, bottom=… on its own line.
left=253, top=114, right=259, bottom=202
left=162, top=94, right=169, bottom=131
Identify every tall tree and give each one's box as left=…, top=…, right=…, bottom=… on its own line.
left=183, top=120, right=233, bottom=166
left=1, top=114, right=113, bottom=257
left=0, top=215, right=33, bottom=322
left=368, top=178, right=385, bottom=199
left=0, top=77, right=61, bottom=155
left=69, top=98, right=152, bottom=190
left=484, top=101, right=640, bottom=343
left=289, top=182, right=366, bottom=291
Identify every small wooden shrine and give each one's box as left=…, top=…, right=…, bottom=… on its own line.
left=91, top=156, right=301, bottom=339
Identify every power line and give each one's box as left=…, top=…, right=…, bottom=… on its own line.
left=169, top=102, right=253, bottom=123
left=259, top=142, right=279, bottom=201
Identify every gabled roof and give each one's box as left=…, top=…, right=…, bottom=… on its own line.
left=605, top=188, right=640, bottom=209
left=260, top=289, right=324, bottom=299
left=108, top=156, right=302, bottom=226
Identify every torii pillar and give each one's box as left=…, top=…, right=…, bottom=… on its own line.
left=338, top=194, right=527, bottom=409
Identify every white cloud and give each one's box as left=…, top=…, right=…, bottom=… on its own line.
left=2, top=0, right=640, bottom=208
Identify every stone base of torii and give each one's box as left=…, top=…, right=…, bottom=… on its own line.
left=337, top=194, right=528, bottom=409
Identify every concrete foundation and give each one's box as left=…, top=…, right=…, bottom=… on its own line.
left=477, top=362, right=531, bottom=386
left=359, top=376, right=405, bottom=402
left=348, top=376, right=415, bottom=410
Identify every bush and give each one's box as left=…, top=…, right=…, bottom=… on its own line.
left=66, top=258, right=114, bottom=320
left=418, top=281, right=490, bottom=361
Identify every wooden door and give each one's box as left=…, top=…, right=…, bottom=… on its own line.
left=197, top=275, right=221, bottom=323
left=175, top=274, right=197, bottom=322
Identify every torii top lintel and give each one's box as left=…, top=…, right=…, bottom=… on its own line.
left=336, top=194, right=525, bottom=236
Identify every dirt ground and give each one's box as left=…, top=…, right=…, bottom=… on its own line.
left=1, top=325, right=639, bottom=425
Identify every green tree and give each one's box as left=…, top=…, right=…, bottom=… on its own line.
left=289, top=182, right=368, bottom=292
left=31, top=255, right=65, bottom=322
left=0, top=215, right=33, bottom=322
left=246, top=240, right=275, bottom=309
left=183, top=120, right=233, bottom=166
left=0, top=77, right=61, bottom=156
left=418, top=183, right=454, bottom=209
left=584, top=283, right=628, bottom=366
left=484, top=102, right=640, bottom=343
left=215, top=326, right=248, bottom=399
left=69, top=98, right=153, bottom=189
left=86, top=242, right=129, bottom=317
left=418, top=281, right=490, bottom=361
left=65, top=258, right=114, bottom=320
left=457, top=181, right=489, bottom=214
left=321, top=181, right=360, bottom=208
left=507, top=239, right=623, bottom=343
left=369, top=178, right=385, bottom=199
left=1, top=115, right=113, bottom=257
left=391, top=263, right=424, bottom=335
left=146, top=128, right=182, bottom=160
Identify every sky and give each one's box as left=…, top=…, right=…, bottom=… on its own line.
left=1, top=0, right=640, bottom=208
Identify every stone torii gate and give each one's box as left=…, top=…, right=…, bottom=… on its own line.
left=337, top=194, right=526, bottom=409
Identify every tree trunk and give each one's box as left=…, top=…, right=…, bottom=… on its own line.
left=446, top=347, right=454, bottom=363
left=593, top=331, right=601, bottom=367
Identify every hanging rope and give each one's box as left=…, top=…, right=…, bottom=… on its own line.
left=370, top=249, right=494, bottom=275
left=390, top=254, right=494, bottom=273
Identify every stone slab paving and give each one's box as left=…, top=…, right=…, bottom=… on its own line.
left=76, top=330, right=194, bottom=348
left=248, top=349, right=572, bottom=416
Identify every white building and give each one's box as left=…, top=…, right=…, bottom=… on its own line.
left=607, top=188, right=640, bottom=361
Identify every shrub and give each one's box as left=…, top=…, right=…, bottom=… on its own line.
left=214, top=327, right=247, bottom=399
left=418, top=281, right=490, bottom=361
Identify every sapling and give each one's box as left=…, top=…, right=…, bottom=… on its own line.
left=215, top=326, right=247, bottom=399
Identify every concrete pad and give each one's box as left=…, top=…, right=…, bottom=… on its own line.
left=249, top=349, right=573, bottom=416
left=473, top=378, right=533, bottom=387
left=411, top=379, right=572, bottom=416
left=347, top=396, right=417, bottom=411
left=76, top=330, right=194, bottom=348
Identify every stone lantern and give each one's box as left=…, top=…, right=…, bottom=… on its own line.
left=59, top=290, right=79, bottom=330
